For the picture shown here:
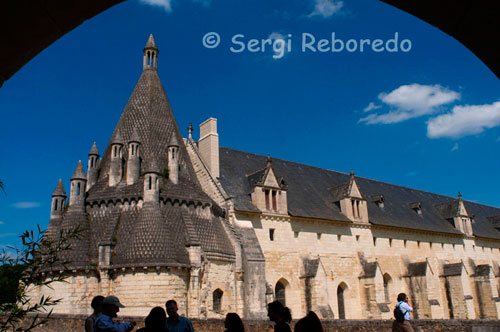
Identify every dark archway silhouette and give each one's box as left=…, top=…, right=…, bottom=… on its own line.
left=275, top=279, right=288, bottom=306
left=337, top=282, right=348, bottom=319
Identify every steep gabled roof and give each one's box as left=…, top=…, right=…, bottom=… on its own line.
left=219, top=147, right=500, bottom=239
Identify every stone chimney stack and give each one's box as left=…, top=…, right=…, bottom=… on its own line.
left=87, top=142, right=100, bottom=190
left=143, top=159, right=160, bottom=203
left=50, top=179, right=66, bottom=219
left=199, top=118, right=219, bottom=178
left=126, top=129, right=141, bottom=185
left=168, top=134, right=179, bottom=184
left=109, top=131, right=124, bottom=187
left=69, top=161, right=87, bottom=209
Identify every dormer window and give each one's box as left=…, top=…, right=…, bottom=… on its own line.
left=249, top=158, right=288, bottom=214
left=372, top=195, right=384, bottom=208
left=410, top=202, right=422, bottom=215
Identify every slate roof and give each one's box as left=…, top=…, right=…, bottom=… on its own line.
left=48, top=37, right=235, bottom=270
left=330, top=181, right=351, bottom=202
left=96, top=66, right=197, bottom=185
left=219, top=148, right=500, bottom=240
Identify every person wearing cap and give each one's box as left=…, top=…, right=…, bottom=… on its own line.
left=95, top=296, right=136, bottom=332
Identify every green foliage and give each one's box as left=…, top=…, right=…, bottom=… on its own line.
left=0, top=225, right=80, bottom=332
left=162, top=167, right=169, bottom=180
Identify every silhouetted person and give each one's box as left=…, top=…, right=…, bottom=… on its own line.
left=95, top=296, right=136, bottom=332
left=392, top=293, right=414, bottom=332
left=165, top=300, right=194, bottom=332
left=267, top=301, right=292, bottom=332
left=137, top=307, right=169, bottom=332
left=224, top=313, right=244, bottom=332
left=294, top=311, right=324, bottom=332
left=86, top=295, right=104, bottom=332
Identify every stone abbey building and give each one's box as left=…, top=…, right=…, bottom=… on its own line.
left=34, top=35, right=500, bottom=320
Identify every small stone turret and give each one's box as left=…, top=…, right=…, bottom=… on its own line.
left=143, top=34, right=159, bottom=71
left=87, top=142, right=100, bottom=190
left=143, top=158, right=160, bottom=203
left=168, top=134, right=179, bottom=184
left=69, top=161, right=87, bottom=209
left=50, top=179, right=66, bottom=219
left=109, top=131, right=124, bottom=187
left=126, top=129, right=141, bottom=185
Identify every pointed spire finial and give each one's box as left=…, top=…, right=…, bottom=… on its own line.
left=144, top=34, right=157, bottom=50
left=350, top=168, right=355, bottom=177
left=89, top=141, right=100, bottom=156
left=458, top=192, right=462, bottom=200
left=267, top=154, right=272, bottom=167
left=188, top=122, right=193, bottom=139
left=71, top=161, right=87, bottom=180
left=52, top=179, right=67, bottom=197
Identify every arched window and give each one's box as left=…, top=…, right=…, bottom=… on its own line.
left=275, top=279, right=287, bottom=306
left=213, top=289, right=223, bottom=312
left=383, top=273, right=392, bottom=303
left=337, top=282, right=347, bottom=319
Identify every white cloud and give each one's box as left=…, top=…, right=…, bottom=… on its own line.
left=427, top=101, right=500, bottom=139
left=11, top=202, right=41, bottom=209
left=363, top=102, right=381, bottom=112
left=309, top=0, right=343, bottom=18
left=359, top=84, right=460, bottom=125
left=139, top=0, right=172, bottom=12
left=451, top=143, right=459, bottom=151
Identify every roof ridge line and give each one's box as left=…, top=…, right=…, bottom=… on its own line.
left=220, top=146, right=479, bottom=206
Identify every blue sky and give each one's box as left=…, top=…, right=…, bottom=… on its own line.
left=1, top=0, right=500, bottom=248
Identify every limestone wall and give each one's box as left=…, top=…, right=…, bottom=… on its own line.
left=235, top=211, right=500, bottom=320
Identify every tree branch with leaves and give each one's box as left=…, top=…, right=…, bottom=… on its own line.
left=0, top=225, right=80, bottom=332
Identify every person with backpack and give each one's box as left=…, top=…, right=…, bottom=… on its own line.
left=392, top=293, right=414, bottom=332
